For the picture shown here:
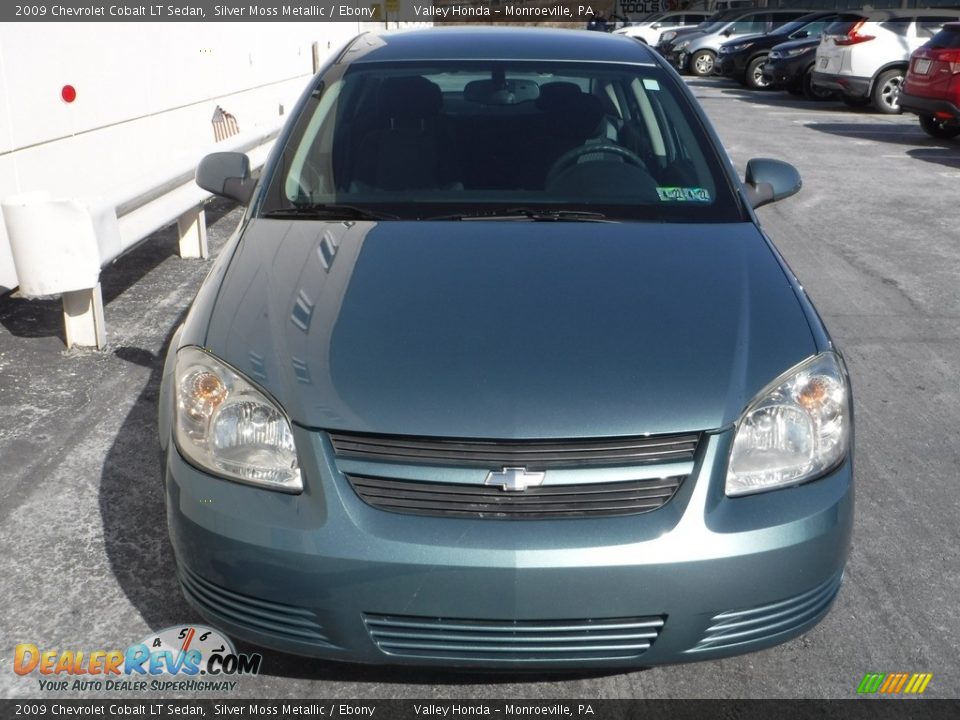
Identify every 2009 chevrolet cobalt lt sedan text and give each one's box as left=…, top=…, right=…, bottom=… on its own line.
left=158, top=27, right=854, bottom=669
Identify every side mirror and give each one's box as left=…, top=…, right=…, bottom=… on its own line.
left=744, top=158, right=802, bottom=209
left=791, top=29, right=809, bottom=39
left=722, top=28, right=733, bottom=36
left=652, top=22, right=661, bottom=28
left=196, top=152, right=255, bottom=205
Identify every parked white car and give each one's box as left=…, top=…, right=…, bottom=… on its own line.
left=614, top=11, right=709, bottom=45
left=812, top=9, right=960, bottom=113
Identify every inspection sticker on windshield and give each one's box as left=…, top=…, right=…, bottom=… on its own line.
left=643, top=79, right=661, bottom=91
left=657, top=187, right=711, bottom=202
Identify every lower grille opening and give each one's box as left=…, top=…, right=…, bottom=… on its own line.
left=364, top=613, right=666, bottom=662
left=179, top=566, right=333, bottom=646
left=689, top=572, right=843, bottom=652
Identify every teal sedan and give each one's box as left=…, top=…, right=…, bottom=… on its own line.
left=158, top=27, right=853, bottom=668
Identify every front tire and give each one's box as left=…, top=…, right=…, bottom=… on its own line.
left=689, top=50, right=716, bottom=77
left=745, top=56, right=771, bottom=89
left=872, top=69, right=904, bottom=114
left=919, top=114, right=960, bottom=139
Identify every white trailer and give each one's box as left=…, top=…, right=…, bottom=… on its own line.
left=0, top=22, right=375, bottom=292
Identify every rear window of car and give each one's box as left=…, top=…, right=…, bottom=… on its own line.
left=927, top=23, right=960, bottom=47
left=916, top=17, right=960, bottom=39
left=260, top=61, right=744, bottom=223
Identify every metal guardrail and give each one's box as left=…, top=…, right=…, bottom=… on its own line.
left=1, top=125, right=281, bottom=349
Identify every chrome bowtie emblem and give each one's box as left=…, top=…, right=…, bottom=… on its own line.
left=484, top=467, right=545, bottom=492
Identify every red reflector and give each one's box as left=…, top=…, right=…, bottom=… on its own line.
left=61, top=85, right=77, bottom=103
left=935, top=111, right=954, bottom=120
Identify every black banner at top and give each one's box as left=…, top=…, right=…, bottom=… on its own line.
left=0, top=0, right=890, bottom=24
left=3, top=0, right=625, bottom=23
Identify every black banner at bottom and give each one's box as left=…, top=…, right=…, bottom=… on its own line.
left=3, top=700, right=960, bottom=720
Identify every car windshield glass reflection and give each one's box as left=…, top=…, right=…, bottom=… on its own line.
left=260, top=61, right=742, bottom=222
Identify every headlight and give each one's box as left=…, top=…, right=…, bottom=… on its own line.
left=784, top=46, right=813, bottom=58
left=768, top=50, right=783, bottom=60
left=676, top=39, right=691, bottom=50
left=726, top=352, right=850, bottom=497
left=732, top=41, right=755, bottom=51
left=174, top=346, right=302, bottom=493
left=662, top=30, right=678, bottom=42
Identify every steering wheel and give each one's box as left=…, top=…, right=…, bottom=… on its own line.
left=545, top=143, right=648, bottom=187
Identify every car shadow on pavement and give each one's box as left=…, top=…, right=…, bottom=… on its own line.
left=906, top=147, right=960, bottom=170
left=804, top=121, right=960, bottom=156
left=716, top=87, right=867, bottom=114
left=686, top=76, right=873, bottom=114
left=99, top=327, right=195, bottom=634
left=98, top=283, right=630, bottom=689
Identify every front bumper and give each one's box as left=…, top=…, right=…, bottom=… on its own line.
left=812, top=71, right=870, bottom=98
left=718, top=53, right=749, bottom=79
left=899, top=91, right=960, bottom=121
left=164, top=428, right=853, bottom=669
left=663, top=48, right=687, bottom=71
left=763, top=55, right=810, bottom=87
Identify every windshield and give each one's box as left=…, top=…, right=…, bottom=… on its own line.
left=260, top=60, right=742, bottom=223
left=638, top=12, right=666, bottom=24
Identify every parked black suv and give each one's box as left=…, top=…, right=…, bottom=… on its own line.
left=718, top=12, right=841, bottom=89
left=762, top=36, right=835, bottom=99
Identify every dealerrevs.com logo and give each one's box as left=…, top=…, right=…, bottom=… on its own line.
left=14, top=625, right=261, bottom=693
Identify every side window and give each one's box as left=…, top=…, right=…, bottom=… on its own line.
left=729, top=17, right=766, bottom=34
left=795, top=20, right=829, bottom=38
left=916, top=17, right=958, bottom=39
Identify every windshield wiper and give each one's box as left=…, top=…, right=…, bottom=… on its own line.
left=430, top=208, right=615, bottom=222
left=260, top=204, right=398, bottom=221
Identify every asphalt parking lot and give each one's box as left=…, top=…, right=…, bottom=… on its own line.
left=1, top=75, right=959, bottom=700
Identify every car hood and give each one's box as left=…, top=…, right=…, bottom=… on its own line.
left=203, top=219, right=816, bottom=439
left=668, top=28, right=706, bottom=43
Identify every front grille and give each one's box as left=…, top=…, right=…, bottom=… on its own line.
left=329, top=431, right=699, bottom=469
left=364, top=613, right=665, bottom=662
left=689, top=572, right=843, bottom=653
left=179, top=566, right=334, bottom=646
left=347, top=474, right=683, bottom=519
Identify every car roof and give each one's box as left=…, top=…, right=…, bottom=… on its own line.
left=338, top=27, right=661, bottom=66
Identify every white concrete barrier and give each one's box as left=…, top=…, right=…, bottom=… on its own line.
left=1, top=124, right=281, bottom=349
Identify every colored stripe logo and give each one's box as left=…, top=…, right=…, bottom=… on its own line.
left=857, top=673, right=933, bottom=695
